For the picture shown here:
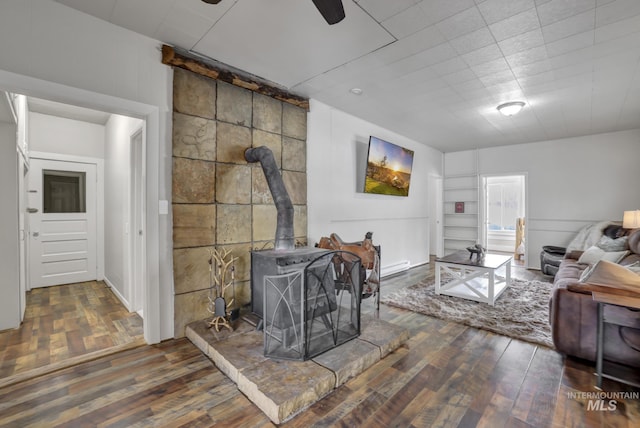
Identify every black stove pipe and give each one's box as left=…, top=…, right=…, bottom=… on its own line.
left=244, top=146, right=295, bottom=251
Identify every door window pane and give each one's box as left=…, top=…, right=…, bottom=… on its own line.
left=43, top=170, right=86, bottom=213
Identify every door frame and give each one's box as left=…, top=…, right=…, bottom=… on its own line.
left=29, top=151, right=105, bottom=285
left=128, top=127, right=145, bottom=316
left=0, top=69, right=164, bottom=344
left=479, top=172, right=529, bottom=267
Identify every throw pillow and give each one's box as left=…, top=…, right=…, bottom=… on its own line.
left=596, top=235, right=629, bottom=252
left=577, top=246, right=629, bottom=265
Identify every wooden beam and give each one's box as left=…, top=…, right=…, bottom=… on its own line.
left=161, top=45, right=310, bottom=111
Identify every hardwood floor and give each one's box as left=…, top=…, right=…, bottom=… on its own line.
left=1, top=264, right=638, bottom=427
left=0, top=281, right=144, bottom=381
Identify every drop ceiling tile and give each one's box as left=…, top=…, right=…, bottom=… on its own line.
left=497, top=28, right=545, bottom=56
left=485, top=80, right=523, bottom=95
left=462, top=43, right=504, bottom=66
left=354, top=0, right=421, bottom=21
left=471, top=57, right=510, bottom=76
left=518, top=71, right=556, bottom=88
left=419, top=0, right=477, bottom=26
left=476, top=0, right=535, bottom=25
left=552, top=63, right=592, bottom=80
left=537, top=0, right=595, bottom=27
left=545, top=30, right=594, bottom=57
left=426, top=42, right=462, bottom=64
left=479, top=70, right=517, bottom=86
left=385, top=51, right=440, bottom=79
left=450, top=27, right=496, bottom=55
left=542, top=9, right=595, bottom=43
left=431, top=57, right=469, bottom=76
left=520, top=80, right=559, bottom=97
left=436, top=6, right=486, bottom=40
left=454, top=81, right=492, bottom=100
left=596, top=0, right=640, bottom=27
left=381, top=5, right=429, bottom=39
left=512, top=59, right=553, bottom=78
left=443, top=68, right=478, bottom=85
left=548, top=46, right=594, bottom=69
left=595, top=13, right=640, bottom=43
left=505, top=45, right=549, bottom=68
left=488, top=8, right=540, bottom=42
left=376, top=25, right=447, bottom=65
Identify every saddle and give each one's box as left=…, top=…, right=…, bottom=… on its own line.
left=317, top=232, right=380, bottom=294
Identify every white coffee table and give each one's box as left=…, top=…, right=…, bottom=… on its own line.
left=435, top=251, right=512, bottom=306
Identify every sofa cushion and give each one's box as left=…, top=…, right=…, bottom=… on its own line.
left=553, top=260, right=587, bottom=289
left=577, top=246, right=628, bottom=265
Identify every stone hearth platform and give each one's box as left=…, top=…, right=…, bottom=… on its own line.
left=186, top=314, right=409, bottom=424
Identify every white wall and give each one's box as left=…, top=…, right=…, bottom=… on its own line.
left=30, top=113, right=105, bottom=158
left=307, top=100, right=443, bottom=273
left=0, top=122, right=20, bottom=330
left=446, top=129, right=640, bottom=268
left=0, top=0, right=173, bottom=342
left=104, top=114, right=144, bottom=308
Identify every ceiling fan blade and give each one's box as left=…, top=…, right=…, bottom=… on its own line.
left=312, top=0, right=345, bottom=25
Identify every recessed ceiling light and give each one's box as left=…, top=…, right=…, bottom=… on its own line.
left=350, top=88, right=363, bottom=95
left=497, top=101, right=525, bottom=116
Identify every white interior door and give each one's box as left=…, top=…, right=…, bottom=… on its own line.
left=28, top=158, right=97, bottom=288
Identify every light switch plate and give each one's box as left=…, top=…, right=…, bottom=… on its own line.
left=158, top=199, right=169, bottom=215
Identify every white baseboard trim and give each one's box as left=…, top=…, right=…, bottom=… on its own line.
left=103, top=277, right=132, bottom=312
left=381, top=260, right=411, bottom=277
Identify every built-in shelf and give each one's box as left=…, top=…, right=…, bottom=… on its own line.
left=443, top=161, right=480, bottom=253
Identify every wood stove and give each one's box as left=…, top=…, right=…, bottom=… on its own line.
left=244, top=146, right=362, bottom=360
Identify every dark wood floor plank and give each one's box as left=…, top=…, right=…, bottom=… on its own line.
left=0, top=281, right=143, bottom=381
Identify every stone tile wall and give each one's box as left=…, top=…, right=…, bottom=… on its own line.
left=172, top=69, right=308, bottom=337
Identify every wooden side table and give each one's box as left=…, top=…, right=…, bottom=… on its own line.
left=592, top=291, right=640, bottom=389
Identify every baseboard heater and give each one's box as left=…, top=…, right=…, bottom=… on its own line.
left=381, top=260, right=411, bottom=277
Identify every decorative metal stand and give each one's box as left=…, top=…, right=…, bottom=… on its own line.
left=207, top=247, right=237, bottom=332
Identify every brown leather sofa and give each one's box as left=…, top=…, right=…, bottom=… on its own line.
left=549, top=230, right=640, bottom=367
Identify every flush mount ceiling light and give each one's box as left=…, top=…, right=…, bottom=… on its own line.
left=497, top=101, right=525, bottom=116
left=350, top=88, right=363, bottom=95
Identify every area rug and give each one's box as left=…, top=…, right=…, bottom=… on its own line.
left=381, top=274, right=555, bottom=348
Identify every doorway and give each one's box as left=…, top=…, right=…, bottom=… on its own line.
left=480, top=174, right=527, bottom=264
left=0, top=70, right=162, bottom=344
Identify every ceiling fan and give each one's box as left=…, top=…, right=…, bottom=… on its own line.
left=201, top=0, right=345, bottom=25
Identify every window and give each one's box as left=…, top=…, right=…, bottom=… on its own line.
left=487, top=177, right=524, bottom=232
left=43, top=170, right=86, bottom=213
